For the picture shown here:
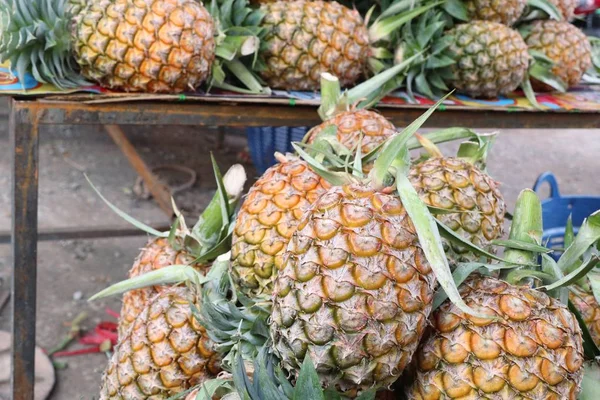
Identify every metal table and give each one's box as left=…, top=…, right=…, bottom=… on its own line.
left=8, top=97, right=600, bottom=399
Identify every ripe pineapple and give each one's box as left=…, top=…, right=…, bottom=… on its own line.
left=119, top=238, right=210, bottom=336
left=409, top=157, right=506, bottom=263
left=397, top=11, right=530, bottom=99
left=257, top=1, right=368, bottom=90
left=271, top=182, right=437, bottom=395
left=0, top=0, right=265, bottom=93
left=100, top=287, right=221, bottom=399
left=245, top=0, right=439, bottom=90
left=464, top=0, right=526, bottom=25
left=406, top=275, right=584, bottom=400
left=88, top=163, right=245, bottom=338
left=72, top=0, right=216, bottom=93
left=230, top=156, right=330, bottom=298
left=305, top=109, right=397, bottom=168
left=570, top=283, right=600, bottom=347
left=523, top=21, right=592, bottom=91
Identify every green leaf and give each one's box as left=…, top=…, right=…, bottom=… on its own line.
left=396, top=172, right=489, bottom=319
left=568, top=302, right=600, bottom=359
left=543, top=255, right=600, bottom=291
left=293, top=356, right=325, bottom=400
left=437, top=221, right=535, bottom=266
left=492, top=239, right=551, bottom=254
left=84, top=174, right=168, bottom=238
left=558, top=212, right=600, bottom=274
left=564, top=214, right=574, bottom=249
left=369, top=1, right=444, bottom=43
left=432, top=262, right=484, bottom=310
left=370, top=94, right=451, bottom=189
left=88, top=265, right=206, bottom=301
left=292, top=142, right=350, bottom=186
left=588, top=271, right=600, bottom=305
left=442, top=0, right=469, bottom=21
left=527, top=0, right=563, bottom=20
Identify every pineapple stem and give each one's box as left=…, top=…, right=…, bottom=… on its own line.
left=192, top=162, right=246, bottom=249
left=503, top=189, right=543, bottom=284
left=317, top=73, right=342, bottom=121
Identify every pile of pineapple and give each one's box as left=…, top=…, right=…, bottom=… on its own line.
left=85, top=73, right=600, bottom=399
left=0, top=0, right=598, bottom=101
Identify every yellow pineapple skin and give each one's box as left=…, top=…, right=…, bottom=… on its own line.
left=101, top=287, right=221, bottom=399
left=524, top=21, right=592, bottom=91
left=73, top=0, right=216, bottom=93
left=259, top=0, right=370, bottom=90
left=271, top=183, right=436, bottom=396
left=569, top=284, right=600, bottom=347
left=409, top=157, right=505, bottom=264
left=230, top=159, right=330, bottom=298
left=119, top=238, right=209, bottom=337
left=448, top=21, right=529, bottom=98
left=464, top=0, right=526, bottom=26
left=306, top=109, right=397, bottom=171
left=407, top=276, right=584, bottom=400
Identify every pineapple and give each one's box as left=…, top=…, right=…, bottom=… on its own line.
left=523, top=21, right=592, bottom=91
left=406, top=275, right=584, bottom=400
left=72, top=0, right=216, bottom=93
left=305, top=109, right=397, bottom=168
left=89, top=163, right=246, bottom=337
left=464, top=0, right=526, bottom=26
left=397, top=11, right=530, bottom=99
left=230, top=155, right=330, bottom=298
left=409, top=156, right=506, bottom=263
left=570, top=284, right=600, bottom=347
left=0, top=0, right=266, bottom=93
left=271, top=182, right=437, bottom=395
left=119, top=238, right=210, bottom=336
left=244, top=0, right=439, bottom=90
left=100, top=287, right=221, bottom=399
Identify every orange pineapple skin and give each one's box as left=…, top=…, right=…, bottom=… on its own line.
left=407, top=276, right=584, bottom=400
left=119, top=238, right=209, bottom=337
left=525, top=21, right=592, bottom=91
left=271, top=183, right=436, bottom=395
left=259, top=0, right=370, bottom=90
left=73, top=0, right=216, bottom=93
left=569, top=284, right=600, bottom=347
left=409, top=157, right=506, bottom=264
left=306, top=109, right=397, bottom=170
left=230, top=159, right=330, bottom=298
left=101, top=287, right=221, bottom=399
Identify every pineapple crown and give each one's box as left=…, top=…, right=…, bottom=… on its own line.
left=88, top=155, right=246, bottom=265
left=0, top=0, right=90, bottom=89
left=393, top=9, right=459, bottom=100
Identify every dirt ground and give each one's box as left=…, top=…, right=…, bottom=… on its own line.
left=0, top=96, right=599, bottom=398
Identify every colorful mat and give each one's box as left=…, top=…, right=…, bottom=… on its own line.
left=2, top=62, right=600, bottom=112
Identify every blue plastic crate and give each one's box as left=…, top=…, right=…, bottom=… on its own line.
left=246, top=126, right=309, bottom=174
left=533, top=172, right=600, bottom=254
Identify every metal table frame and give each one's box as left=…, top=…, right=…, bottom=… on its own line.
left=8, top=97, right=600, bottom=399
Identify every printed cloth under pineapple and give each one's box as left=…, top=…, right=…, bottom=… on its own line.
left=2, top=62, right=600, bottom=112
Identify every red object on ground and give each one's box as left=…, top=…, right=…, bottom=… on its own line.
left=576, top=0, right=600, bottom=14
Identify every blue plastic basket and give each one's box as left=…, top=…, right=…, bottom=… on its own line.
left=533, top=172, right=600, bottom=254
left=246, top=126, right=309, bottom=174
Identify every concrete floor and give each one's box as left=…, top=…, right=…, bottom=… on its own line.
left=0, top=97, right=599, bottom=398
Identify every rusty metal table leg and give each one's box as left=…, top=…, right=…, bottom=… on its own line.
left=10, top=102, right=38, bottom=400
